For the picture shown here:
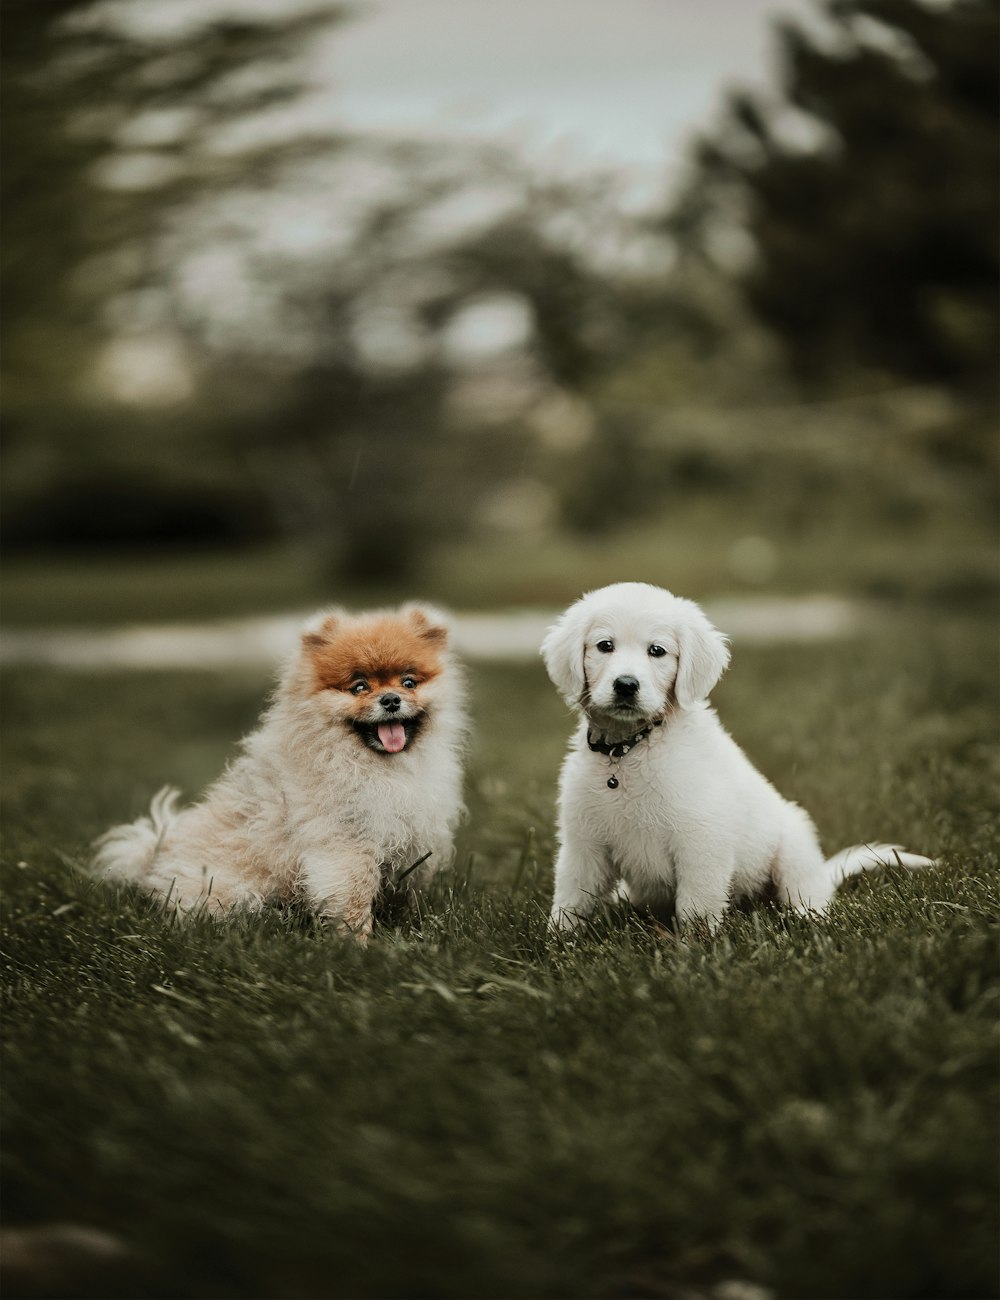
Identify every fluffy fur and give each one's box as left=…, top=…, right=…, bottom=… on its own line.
left=541, top=581, right=934, bottom=931
left=93, top=603, right=466, bottom=937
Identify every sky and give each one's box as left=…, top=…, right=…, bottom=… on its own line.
left=80, top=0, right=815, bottom=205
left=319, top=0, right=813, bottom=196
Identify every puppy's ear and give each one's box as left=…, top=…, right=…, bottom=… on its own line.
left=674, top=601, right=730, bottom=707
left=403, top=603, right=449, bottom=647
left=541, top=604, right=589, bottom=706
left=300, top=609, right=344, bottom=652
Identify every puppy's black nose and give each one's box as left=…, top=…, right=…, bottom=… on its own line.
left=379, top=692, right=401, bottom=712
left=613, top=675, right=640, bottom=698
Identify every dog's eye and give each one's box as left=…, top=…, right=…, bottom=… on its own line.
left=648, top=644, right=668, bottom=658
left=350, top=680, right=370, bottom=695
left=400, top=676, right=418, bottom=690
left=596, top=639, right=614, bottom=653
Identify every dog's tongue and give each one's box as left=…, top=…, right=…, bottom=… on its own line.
left=377, top=721, right=407, bottom=753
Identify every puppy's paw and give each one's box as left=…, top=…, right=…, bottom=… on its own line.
left=318, top=911, right=373, bottom=945
left=674, top=907, right=725, bottom=937
left=548, top=905, right=585, bottom=934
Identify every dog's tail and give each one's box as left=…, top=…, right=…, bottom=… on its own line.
left=827, top=842, right=936, bottom=885
left=92, top=786, right=182, bottom=883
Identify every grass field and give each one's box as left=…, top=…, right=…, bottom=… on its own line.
left=2, top=607, right=998, bottom=1299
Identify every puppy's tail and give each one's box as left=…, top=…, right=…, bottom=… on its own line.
left=827, top=842, right=936, bottom=885
left=92, top=786, right=182, bottom=883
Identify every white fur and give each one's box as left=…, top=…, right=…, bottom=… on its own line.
left=541, top=582, right=934, bottom=931
left=93, top=605, right=466, bottom=937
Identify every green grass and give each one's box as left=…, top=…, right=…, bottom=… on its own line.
left=2, top=611, right=998, bottom=1299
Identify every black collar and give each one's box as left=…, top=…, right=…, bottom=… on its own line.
left=586, top=721, right=660, bottom=759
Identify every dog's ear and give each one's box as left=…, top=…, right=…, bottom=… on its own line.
left=541, top=603, right=589, bottom=706
left=674, top=601, right=730, bottom=707
left=403, top=603, right=449, bottom=647
left=300, top=609, right=344, bottom=652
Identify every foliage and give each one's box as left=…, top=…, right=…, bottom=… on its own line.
left=0, top=2, right=631, bottom=576
left=667, top=0, right=999, bottom=387
left=2, top=614, right=997, bottom=1299
left=2, top=0, right=351, bottom=554
left=4, top=0, right=996, bottom=573
left=3, top=386, right=997, bottom=627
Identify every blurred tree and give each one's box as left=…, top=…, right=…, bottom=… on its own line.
left=2, top=1, right=634, bottom=575
left=665, top=0, right=999, bottom=388
left=2, top=1, right=112, bottom=412
left=220, top=159, right=632, bottom=575
left=1, top=0, right=352, bottom=554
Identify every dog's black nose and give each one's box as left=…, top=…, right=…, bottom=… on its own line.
left=379, top=692, right=401, bottom=712
left=613, top=675, right=640, bottom=698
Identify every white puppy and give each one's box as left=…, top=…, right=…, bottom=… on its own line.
left=542, top=582, right=933, bottom=930
left=93, top=603, right=466, bottom=938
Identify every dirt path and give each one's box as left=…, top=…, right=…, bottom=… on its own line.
left=0, top=596, right=870, bottom=670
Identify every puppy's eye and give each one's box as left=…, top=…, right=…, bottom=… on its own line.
left=401, top=676, right=418, bottom=690
left=350, top=680, right=370, bottom=695
left=596, top=639, right=614, bottom=653
left=648, top=644, right=668, bottom=658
